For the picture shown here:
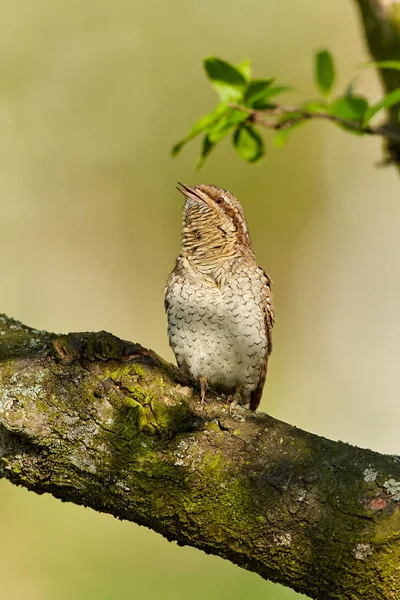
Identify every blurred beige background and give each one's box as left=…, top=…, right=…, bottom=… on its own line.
left=1, top=1, right=399, bottom=599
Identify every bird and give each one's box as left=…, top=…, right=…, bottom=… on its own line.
left=164, top=183, right=274, bottom=411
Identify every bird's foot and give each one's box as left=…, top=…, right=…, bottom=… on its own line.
left=199, top=376, right=208, bottom=407
left=228, top=393, right=239, bottom=415
left=228, top=388, right=250, bottom=415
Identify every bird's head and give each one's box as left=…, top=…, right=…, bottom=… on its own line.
left=177, top=183, right=253, bottom=268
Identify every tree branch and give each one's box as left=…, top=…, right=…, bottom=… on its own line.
left=354, top=0, right=400, bottom=162
left=230, top=102, right=399, bottom=143
left=0, top=313, right=399, bottom=599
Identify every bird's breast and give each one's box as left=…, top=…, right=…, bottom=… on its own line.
left=165, top=267, right=268, bottom=394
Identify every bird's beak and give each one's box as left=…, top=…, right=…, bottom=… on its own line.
left=176, top=182, right=206, bottom=204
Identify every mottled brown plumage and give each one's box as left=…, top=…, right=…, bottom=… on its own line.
left=165, top=183, right=274, bottom=410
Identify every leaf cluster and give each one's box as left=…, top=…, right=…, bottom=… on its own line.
left=172, top=52, right=400, bottom=168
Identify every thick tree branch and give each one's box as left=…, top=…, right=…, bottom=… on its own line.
left=0, top=314, right=399, bottom=599
left=354, top=0, right=400, bottom=162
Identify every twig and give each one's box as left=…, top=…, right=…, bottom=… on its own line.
left=230, top=103, right=395, bottom=140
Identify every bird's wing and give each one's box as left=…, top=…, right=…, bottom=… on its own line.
left=250, top=268, right=274, bottom=411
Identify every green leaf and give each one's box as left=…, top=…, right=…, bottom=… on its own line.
left=171, top=104, right=228, bottom=156
left=236, top=59, right=252, bottom=81
left=244, top=79, right=274, bottom=107
left=330, top=95, right=368, bottom=122
left=342, top=95, right=369, bottom=120
left=196, top=135, right=215, bottom=170
left=208, top=109, right=248, bottom=143
left=314, top=50, right=335, bottom=96
left=272, top=121, right=306, bottom=148
left=204, top=57, right=247, bottom=102
left=263, top=85, right=293, bottom=100
left=244, top=81, right=292, bottom=109
left=364, top=88, right=400, bottom=123
left=187, top=104, right=228, bottom=136
left=272, top=128, right=292, bottom=148
left=233, top=126, right=264, bottom=163
left=301, top=99, right=328, bottom=113
left=171, top=140, right=186, bottom=157
left=362, top=60, right=400, bottom=71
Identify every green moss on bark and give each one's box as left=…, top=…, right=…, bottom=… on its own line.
left=0, top=316, right=400, bottom=599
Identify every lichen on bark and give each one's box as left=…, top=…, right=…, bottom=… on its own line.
left=0, top=313, right=400, bottom=600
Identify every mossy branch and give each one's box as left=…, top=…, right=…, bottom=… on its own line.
left=0, top=314, right=399, bottom=599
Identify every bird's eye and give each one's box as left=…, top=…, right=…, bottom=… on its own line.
left=216, top=197, right=224, bottom=204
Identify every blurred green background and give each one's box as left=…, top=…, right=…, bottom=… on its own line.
left=1, top=1, right=400, bottom=599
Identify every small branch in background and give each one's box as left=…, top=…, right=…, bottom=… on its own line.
left=229, top=103, right=386, bottom=136
left=172, top=53, right=400, bottom=169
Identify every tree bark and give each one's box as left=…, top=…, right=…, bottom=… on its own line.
left=354, top=0, right=400, bottom=163
left=0, top=313, right=399, bottom=599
